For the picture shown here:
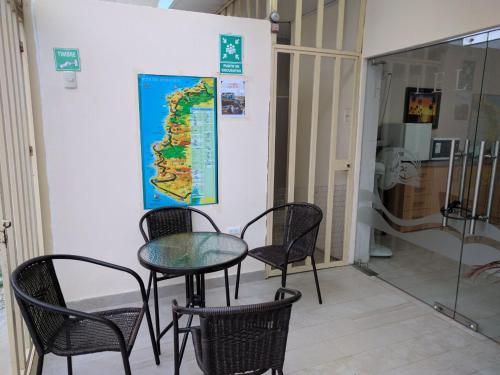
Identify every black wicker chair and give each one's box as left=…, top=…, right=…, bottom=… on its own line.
left=235, top=203, right=323, bottom=304
left=10, top=255, right=159, bottom=375
left=139, top=206, right=232, bottom=352
left=172, top=288, right=301, bottom=375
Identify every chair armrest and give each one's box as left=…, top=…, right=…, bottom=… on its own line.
left=50, top=255, right=148, bottom=304
left=241, top=204, right=289, bottom=239
left=190, top=207, right=221, bottom=233
left=284, top=220, right=321, bottom=254
left=274, top=287, right=302, bottom=302
left=172, top=299, right=202, bottom=317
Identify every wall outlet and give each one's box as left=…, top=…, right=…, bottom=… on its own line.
left=227, top=226, right=241, bottom=236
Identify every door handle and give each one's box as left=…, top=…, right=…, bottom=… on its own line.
left=442, top=139, right=458, bottom=227
left=485, top=140, right=499, bottom=223
left=458, top=139, right=470, bottom=204
left=470, top=141, right=486, bottom=234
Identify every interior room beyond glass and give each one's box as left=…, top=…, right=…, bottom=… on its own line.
left=356, top=29, right=500, bottom=343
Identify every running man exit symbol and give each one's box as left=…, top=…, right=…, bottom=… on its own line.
left=53, top=48, right=81, bottom=71
left=220, top=34, right=243, bottom=74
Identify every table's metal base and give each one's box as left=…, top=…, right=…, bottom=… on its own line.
left=154, top=273, right=210, bottom=367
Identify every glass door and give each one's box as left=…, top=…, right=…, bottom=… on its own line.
left=455, top=30, right=500, bottom=341
left=356, top=33, right=489, bottom=317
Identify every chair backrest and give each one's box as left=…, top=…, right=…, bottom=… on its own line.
left=10, top=257, right=66, bottom=354
left=283, top=203, right=323, bottom=257
left=139, top=207, right=193, bottom=242
left=139, top=207, right=220, bottom=242
left=196, top=289, right=301, bottom=374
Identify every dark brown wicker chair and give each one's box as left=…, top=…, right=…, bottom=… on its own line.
left=10, top=255, right=159, bottom=375
left=139, top=206, right=231, bottom=353
left=235, top=203, right=323, bottom=304
left=172, top=288, right=301, bottom=375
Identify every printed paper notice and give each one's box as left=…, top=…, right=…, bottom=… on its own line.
left=221, top=79, right=245, bottom=118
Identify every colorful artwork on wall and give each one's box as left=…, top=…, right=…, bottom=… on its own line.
left=403, top=87, right=441, bottom=129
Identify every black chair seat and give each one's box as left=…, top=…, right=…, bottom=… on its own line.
left=249, top=245, right=306, bottom=268
left=50, top=307, right=144, bottom=356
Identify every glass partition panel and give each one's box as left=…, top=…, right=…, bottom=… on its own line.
left=456, top=33, right=500, bottom=341
left=356, top=35, right=488, bottom=313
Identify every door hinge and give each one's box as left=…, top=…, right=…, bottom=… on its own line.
left=19, top=41, right=24, bottom=53
left=0, top=220, right=12, bottom=244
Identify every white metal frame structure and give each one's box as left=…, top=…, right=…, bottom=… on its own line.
left=0, top=1, right=44, bottom=374
left=218, top=0, right=366, bottom=276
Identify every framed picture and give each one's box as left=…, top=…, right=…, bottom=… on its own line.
left=404, top=87, right=441, bottom=129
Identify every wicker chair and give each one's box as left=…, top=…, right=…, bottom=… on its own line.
left=235, top=203, right=323, bottom=304
left=172, top=288, right=301, bottom=375
left=139, top=206, right=231, bottom=353
left=10, top=255, right=159, bottom=375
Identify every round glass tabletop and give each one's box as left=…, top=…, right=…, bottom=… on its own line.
left=138, top=232, right=248, bottom=275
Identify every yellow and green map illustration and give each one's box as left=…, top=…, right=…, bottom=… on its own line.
left=138, top=75, right=218, bottom=208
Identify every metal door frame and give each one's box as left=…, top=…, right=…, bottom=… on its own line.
left=0, top=1, right=45, bottom=374
left=266, top=0, right=365, bottom=276
left=218, top=0, right=366, bottom=275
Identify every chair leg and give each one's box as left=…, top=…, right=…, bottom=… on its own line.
left=173, top=310, right=180, bottom=375
left=144, top=297, right=161, bottom=365
left=67, top=356, right=72, bottom=375
left=281, top=267, right=287, bottom=287
left=36, top=354, right=44, bottom=375
left=311, top=256, right=323, bottom=304
left=278, top=369, right=284, bottom=375
left=152, top=271, right=161, bottom=354
left=224, top=269, right=230, bottom=306
left=279, top=268, right=288, bottom=300
left=146, top=271, right=153, bottom=301
left=234, top=262, right=241, bottom=300
left=121, top=351, right=132, bottom=375
left=272, top=370, right=276, bottom=375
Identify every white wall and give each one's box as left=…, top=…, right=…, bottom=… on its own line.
left=29, top=0, right=271, bottom=301
left=363, top=0, right=500, bottom=58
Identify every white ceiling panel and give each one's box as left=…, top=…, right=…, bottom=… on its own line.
left=169, top=0, right=227, bottom=13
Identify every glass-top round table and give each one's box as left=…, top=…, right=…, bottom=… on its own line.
left=138, top=232, right=248, bottom=358
left=138, top=232, right=248, bottom=276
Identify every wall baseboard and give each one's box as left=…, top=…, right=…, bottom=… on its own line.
left=69, top=270, right=266, bottom=311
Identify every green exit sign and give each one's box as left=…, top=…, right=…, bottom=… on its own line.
left=53, top=48, right=81, bottom=71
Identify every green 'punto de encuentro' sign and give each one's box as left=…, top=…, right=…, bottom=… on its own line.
left=220, top=34, right=243, bottom=74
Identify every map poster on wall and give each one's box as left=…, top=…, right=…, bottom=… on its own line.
left=138, top=74, right=218, bottom=209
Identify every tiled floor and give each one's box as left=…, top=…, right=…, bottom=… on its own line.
left=371, top=235, right=500, bottom=342
left=43, top=266, right=500, bottom=374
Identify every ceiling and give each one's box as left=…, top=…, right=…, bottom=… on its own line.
left=101, top=0, right=226, bottom=13
left=169, top=0, right=227, bottom=13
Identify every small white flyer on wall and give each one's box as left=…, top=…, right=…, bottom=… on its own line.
left=221, top=78, right=245, bottom=118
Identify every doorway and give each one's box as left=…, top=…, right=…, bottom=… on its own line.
left=356, top=29, right=500, bottom=342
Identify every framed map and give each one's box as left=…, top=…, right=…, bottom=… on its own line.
left=138, top=74, right=218, bottom=209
